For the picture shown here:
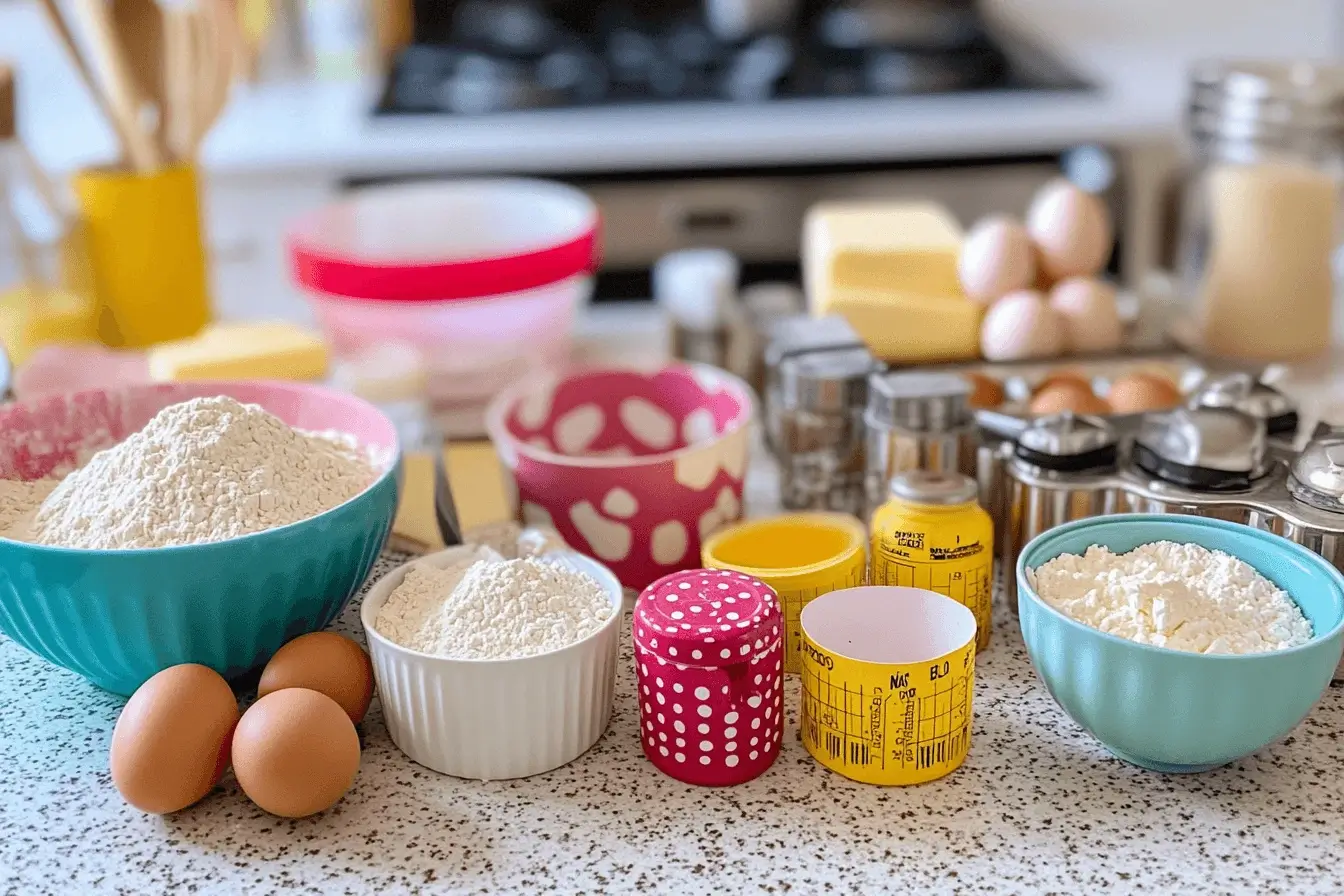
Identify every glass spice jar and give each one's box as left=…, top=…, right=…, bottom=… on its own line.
left=1174, top=60, right=1344, bottom=362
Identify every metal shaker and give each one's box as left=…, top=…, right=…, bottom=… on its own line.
left=1281, top=438, right=1344, bottom=572
left=1002, top=413, right=1121, bottom=612
left=864, top=371, right=978, bottom=514
left=775, top=346, right=881, bottom=516
left=1187, top=372, right=1300, bottom=456
left=762, top=314, right=866, bottom=455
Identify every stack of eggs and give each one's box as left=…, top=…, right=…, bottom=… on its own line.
left=960, top=180, right=1120, bottom=361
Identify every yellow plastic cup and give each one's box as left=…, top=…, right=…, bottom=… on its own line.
left=701, top=512, right=867, bottom=674
left=72, top=165, right=211, bottom=348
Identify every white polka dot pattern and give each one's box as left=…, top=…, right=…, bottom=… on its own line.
left=632, top=569, right=784, bottom=786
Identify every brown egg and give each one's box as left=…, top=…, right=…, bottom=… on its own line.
left=232, top=688, right=360, bottom=819
left=963, top=373, right=1005, bottom=409
left=1106, top=372, right=1183, bottom=414
left=110, top=664, right=239, bottom=814
left=1035, top=370, right=1093, bottom=394
left=1029, top=381, right=1111, bottom=415
left=258, top=632, right=374, bottom=725
left=1048, top=277, right=1123, bottom=355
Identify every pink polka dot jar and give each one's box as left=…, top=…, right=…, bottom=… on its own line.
left=485, top=364, right=753, bottom=591
left=633, top=568, right=784, bottom=786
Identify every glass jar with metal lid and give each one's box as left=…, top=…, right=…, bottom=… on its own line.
left=869, top=470, right=994, bottom=651
left=863, top=371, right=978, bottom=515
left=775, top=346, right=882, bottom=516
left=1174, top=60, right=1344, bottom=361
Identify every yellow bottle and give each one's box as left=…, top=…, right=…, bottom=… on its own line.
left=870, top=470, right=993, bottom=651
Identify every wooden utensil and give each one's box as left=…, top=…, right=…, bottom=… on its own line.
left=71, top=0, right=161, bottom=171
left=36, top=0, right=133, bottom=168
left=164, top=0, right=237, bottom=162
left=111, top=0, right=169, bottom=156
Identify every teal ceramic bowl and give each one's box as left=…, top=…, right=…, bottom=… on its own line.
left=0, top=381, right=401, bottom=696
left=1017, top=514, right=1344, bottom=773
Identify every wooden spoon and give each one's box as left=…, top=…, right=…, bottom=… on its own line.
left=110, top=0, right=169, bottom=156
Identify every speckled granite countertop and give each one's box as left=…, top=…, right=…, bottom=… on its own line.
left=2, top=548, right=1342, bottom=896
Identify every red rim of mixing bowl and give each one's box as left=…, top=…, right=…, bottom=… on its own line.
left=287, top=179, right=601, bottom=303
left=484, top=362, right=756, bottom=470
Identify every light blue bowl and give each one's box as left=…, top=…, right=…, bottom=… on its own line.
left=0, top=381, right=402, bottom=696
left=1017, top=514, right=1344, bottom=773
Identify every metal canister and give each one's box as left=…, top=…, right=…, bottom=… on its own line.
left=869, top=471, right=993, bottom=651
left=1002, top=413, right=1121, bottom=612
left=762, top=314, right=866, bottom=454
left=1128, top=404, right=1271, bottom=524
left=1283, top=437, right=1344, bottom=571
left=1188, top=372, right=1299, bottom=456
left=864, top=371, right=977, bottom=514
left=776, top=346, right=882, bottom=516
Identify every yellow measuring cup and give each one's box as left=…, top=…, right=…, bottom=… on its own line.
left=800, top=586, right=977, bottom=786
left=702, top=513, right=867, bottom=674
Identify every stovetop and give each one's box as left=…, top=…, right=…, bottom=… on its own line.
left=376, top=1, right=1090, bottom=117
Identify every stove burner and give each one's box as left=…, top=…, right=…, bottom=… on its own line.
left=377, top=2, right=1088, bottom=116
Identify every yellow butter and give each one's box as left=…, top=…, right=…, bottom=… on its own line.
left=147, top=321, right=328, bottom=382
left=804, top=201, right=964, bottom=303
left=0, top=285, right=98, bottom=365
left=818, top=287, right=982, bottom=363
left=392, top=442, right=513, bottom=550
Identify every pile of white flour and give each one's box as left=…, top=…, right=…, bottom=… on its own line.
left=0, top=396, right=376, bottom=549
left=1029, top=540, right=1313, bottom=655
left=376, top=549, right=613, bottom=659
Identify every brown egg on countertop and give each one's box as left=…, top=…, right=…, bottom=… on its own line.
left=1029, top=381, right=1111, bottom=415
left=1035, top=370, right=1093, bottom=394
left=1106, top=372, right=1183, bottom=414
left=110, top=664, right=239, bottom=815
left=232, top=688, right=361, bottom=819
left=963, top=372, right=1005, bottom=409
left=258, top=632, right=374, bottom=725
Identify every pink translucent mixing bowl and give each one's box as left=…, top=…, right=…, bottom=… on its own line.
left=486, top=363, right=754, bottom=590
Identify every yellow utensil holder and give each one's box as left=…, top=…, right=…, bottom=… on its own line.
left=72, top=165, right=211, bottom=348
left=701, top=512, right=868, bottom=674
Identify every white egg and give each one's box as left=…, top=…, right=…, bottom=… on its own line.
left=1048, top=277, right=1123, bottom=355
left=980, top=289, right=1065, bottom=361
left=1026, top=180, right=1113, bottom=282
left=958, top=215, right=1036, bottom=304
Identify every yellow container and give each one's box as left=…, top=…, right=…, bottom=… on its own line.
left=701, top=512, right=867, bottom=674
left=72, top=165, right=211, bottom=348
left=870, top=471, right=993, bottom=652
left=0, top=283, right=98, bottom=364
left=800, top=585, right=976, bottom=785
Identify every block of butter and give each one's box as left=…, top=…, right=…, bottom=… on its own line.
left=804, top=201, right=964, bottom=305
left=820, top=287, right=982, bottom=363
left=147, top=321, right=328, bottom=382
left=392, top=442, right=514, bottom=552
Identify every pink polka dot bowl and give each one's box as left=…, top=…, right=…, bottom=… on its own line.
left=485, top=364, right=753, bottom=591
left=633, top=568, right=785, bottom=786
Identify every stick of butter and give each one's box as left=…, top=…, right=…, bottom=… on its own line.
left=818, top=287, right=982, bottom=363
left=146, top=321, right=328, bottom=381
left=804, top=201, right=964, bottom=305
left=393, top=442, right=513, bottom=551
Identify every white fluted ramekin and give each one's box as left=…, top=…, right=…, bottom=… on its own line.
left=361, top=546, right=623, bottom=780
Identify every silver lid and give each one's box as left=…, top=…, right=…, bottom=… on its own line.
left=763, top=314, right=864, bottom=368
left=865, top=371, right=970, bottom=432
left=1289, top=438, right=1344, bottom=510
left=1135, top=405, right=1267, bottom=476
left=1189, top=372, right=1295, bottom=418
left=1188, top=60, right=1344, bottom=151
left=1017, top=413, right=1118, bottom=458
left=888, top=470, right=978, bottom=505
left=779, top=347, right=879, bottom=414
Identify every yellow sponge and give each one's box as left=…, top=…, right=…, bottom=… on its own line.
left=147, top=321, right=328, bottom=382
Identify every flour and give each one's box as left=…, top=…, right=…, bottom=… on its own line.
left=1, top=396, right=377, bottom=549
left=1028, top=541, right=1313, bottom=655
left=376, top=553, right=614, bottom=659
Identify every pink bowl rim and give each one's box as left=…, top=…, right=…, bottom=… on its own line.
left=484, top=361, right=755, bottom=471
left=0, top=379, right=402, bottom=556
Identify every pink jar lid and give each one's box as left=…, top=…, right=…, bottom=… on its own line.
left=634, top=568, right=780, bottom=666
